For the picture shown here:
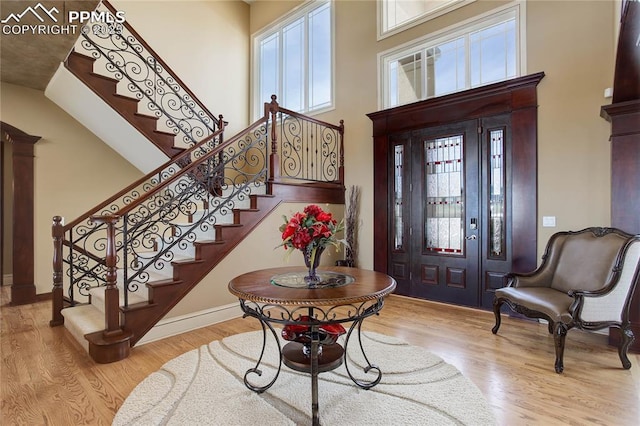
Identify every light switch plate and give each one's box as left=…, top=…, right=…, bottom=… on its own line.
left=542, top=216, right=556, bottom=227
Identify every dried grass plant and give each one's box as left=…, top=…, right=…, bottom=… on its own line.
left=344, top=186, right=360, bottom=266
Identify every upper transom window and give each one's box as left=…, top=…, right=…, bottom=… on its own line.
left=379, top=3, right=524, bottom=109
left=379, top=0, right=476, bottom=39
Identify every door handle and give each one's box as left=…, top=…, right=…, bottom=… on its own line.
left=465, top=235, right=477, bottom=240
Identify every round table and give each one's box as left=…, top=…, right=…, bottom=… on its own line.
left=228, top=266, right=396, bottom=426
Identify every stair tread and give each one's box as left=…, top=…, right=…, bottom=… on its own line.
left=112, top=93, right=139, bottom=103
left=134, top=251, right=192, bottom=262
left=172, top=258, right=205, bottom=265
left=88, top=72, right=119, bottom=84
left=153, top=129, right=177, bottom=137
left=62, top=304, right=104, bottom=335
left=171, top=219, right=231, bottom=226
left=134, top=112, right=160, bottom=121
left=118, top=270, right=173, bottom=288
left=193, top=239, right=224, bottom=245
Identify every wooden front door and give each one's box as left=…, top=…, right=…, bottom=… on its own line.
left=389, top=115, right=513, bottom=308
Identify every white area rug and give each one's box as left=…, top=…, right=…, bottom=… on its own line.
left=113, top=330, right=496, bottom=425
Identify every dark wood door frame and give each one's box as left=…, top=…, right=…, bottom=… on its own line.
left=600, top=0, right=639, bottom=351
left=367, top=73, right=545, bottom=302
left=1, top=122, right=40, bottom=305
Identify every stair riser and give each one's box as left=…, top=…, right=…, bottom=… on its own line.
left=66, top=51, right=95, bottom=74
left=90, top=285, right=149, bottom=313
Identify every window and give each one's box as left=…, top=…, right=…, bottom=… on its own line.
left=379, top=0, right=475, bottom=39
left=380, top=4, right=524, bottom=109
left=253, top=1, right=333, bottom=119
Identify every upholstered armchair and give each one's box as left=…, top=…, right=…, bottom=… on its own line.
left=492, top=227, right=640, bottom=373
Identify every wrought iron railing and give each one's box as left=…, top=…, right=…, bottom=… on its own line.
left=73, top=0, right=220, bottom=148
left=53, top=121, right=230, bottom=308
left=269, top=98, right=344, bottom=183
left=51, top=97, right=344, bottom=332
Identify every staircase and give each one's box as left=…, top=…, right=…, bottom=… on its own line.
left=65, top=50, right=186, bottom=159
left=51, top=96, right=346, bottom=363
left=49, top=1, right=346, bottom=363
left=48, top=0, right=222, bottom=174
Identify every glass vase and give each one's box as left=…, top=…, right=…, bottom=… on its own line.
left=303, top=246, right=324, bottom=285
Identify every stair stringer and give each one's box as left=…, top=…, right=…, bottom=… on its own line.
left=64, top=50, right=188, bottom=159
left=120, top=193, right=284, bottom=346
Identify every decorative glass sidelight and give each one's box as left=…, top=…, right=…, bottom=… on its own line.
left=393, top=144, right=404, bottom=250
left=489, top=129, right=505, bottom=257
left=424, top=136, right=463, bottom=254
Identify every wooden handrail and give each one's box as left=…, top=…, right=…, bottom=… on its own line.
left=112, top=116, right=268, bottom=218
left=62, top=240, right=107, bottom=266
left=275, top=104, right=345, bottom=132
left=63, top=120, right=225, bottom=232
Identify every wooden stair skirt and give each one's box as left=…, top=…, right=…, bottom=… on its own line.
left=65, top=50, right=185, bottom=158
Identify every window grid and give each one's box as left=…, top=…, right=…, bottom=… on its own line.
left=394, top=144, right=404, bottom=250
left=253, top=1, right=333, bottom=118
left=379, top=0, right=475, bottom=39
left=381, top=6, right=521, bottom=109
left=489, top=128, right=505, bottom=258
left=424, top=136, right=464, bottom=255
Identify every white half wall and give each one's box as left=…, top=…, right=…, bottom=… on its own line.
left=45, top=64, right=168, bottom=174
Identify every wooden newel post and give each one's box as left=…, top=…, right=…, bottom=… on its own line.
left=90, top=214, right=121, bottom=335
left=268, top=94, right=280, bottom=181
left=50, top=216, right=65, bottom=326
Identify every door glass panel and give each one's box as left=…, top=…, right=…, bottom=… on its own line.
left=393, top=144, right=404, bottom=250
left=424, top=135, right=463, bottom=254
left=489, top=128, right=505, bottom=257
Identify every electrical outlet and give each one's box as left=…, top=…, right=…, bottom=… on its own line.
left=542, top=216, right=556, bottom=227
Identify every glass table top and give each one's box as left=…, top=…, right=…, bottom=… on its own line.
left=270, top=271, right=355, bottom=289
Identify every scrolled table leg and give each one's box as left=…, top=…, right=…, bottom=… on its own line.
left=343, top=319, right=382, bottom=390
left=243, top=317, right=283, bottom=393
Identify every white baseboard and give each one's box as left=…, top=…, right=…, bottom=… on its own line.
left=137, top=302, right=244, bottom=345
left=2, top=274, right=12, bottom=285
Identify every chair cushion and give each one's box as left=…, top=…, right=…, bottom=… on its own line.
left=495, top=287, right=574, bottom=324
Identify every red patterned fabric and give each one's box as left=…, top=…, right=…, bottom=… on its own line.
left=281, top=316, right=346, bottom=345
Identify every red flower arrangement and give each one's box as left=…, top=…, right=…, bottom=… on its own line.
left=278, top=205, right=345, bottom=274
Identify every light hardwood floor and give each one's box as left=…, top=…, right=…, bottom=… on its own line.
left=1, top=285, right=638, bottom=425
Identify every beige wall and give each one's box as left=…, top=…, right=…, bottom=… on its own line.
left=529, top=0, right=613, bottom=245
left=168, top=202, right=345, bottom=316
left=1, top=0, right=616, bottom=317
left=0, top=82, right=144, bottom=295
left=251, top=0, right=615, bottom=266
